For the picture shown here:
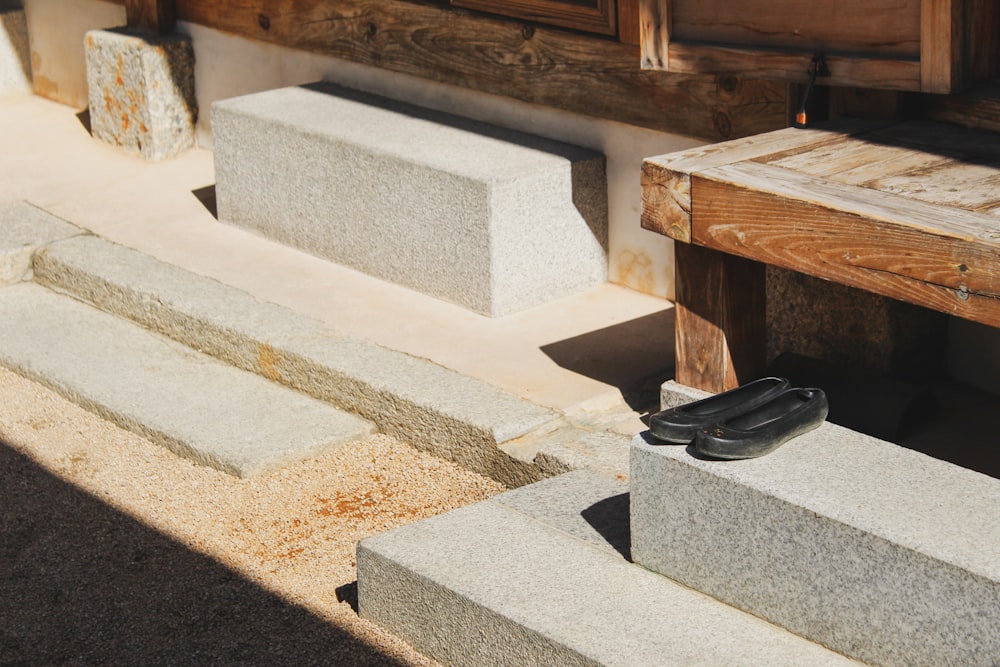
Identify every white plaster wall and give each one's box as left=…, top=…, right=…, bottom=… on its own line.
left=21, top=0, right=124, bottom=108
left=179, top=22, right=702, bottom=300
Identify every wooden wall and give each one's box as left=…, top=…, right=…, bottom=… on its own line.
left=106, top=0, right=788, bottom=142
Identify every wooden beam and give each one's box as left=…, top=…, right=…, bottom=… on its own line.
left=690, top=160, right=1000, bottom=328
left=126, top=0, right=176, bottom=34
left=173, top=0, right=787, bottom=141
left=638, top=0, right=670, bottom=70
left=451, top=0, right=616, bottom=37
left=674, top=243, right=766, bottom=392
left=921, top=0, right=963, bottom=93
left=664, top=43, right=922, bottom=92
left=617, top=0, right=641, bottom=45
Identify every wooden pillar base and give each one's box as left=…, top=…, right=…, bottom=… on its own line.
left=674, top=243, right=766, bottom=393
left=126, top=0, right=177, bottom=35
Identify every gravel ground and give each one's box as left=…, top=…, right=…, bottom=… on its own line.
left=0, top=366, right=505, bottom=666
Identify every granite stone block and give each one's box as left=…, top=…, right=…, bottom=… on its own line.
left=766, top=266, right=948, bottom=380
left=31, top=233, right=557, bottom=485
left=212, top=83, right=608, bottom=316
left=0, top=283, right=374, bottom=477
left=630, top=430, right=1000, bottom=667
left=84, top=28, right=196, bottom=160
left=359, top=471, right=858, bottom=666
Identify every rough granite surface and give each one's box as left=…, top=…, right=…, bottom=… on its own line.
left=85, top=28, right=196, bottom=160
left=631, top=430, right=1000, bottom=667
left=212, top=82, right=608, bottom=316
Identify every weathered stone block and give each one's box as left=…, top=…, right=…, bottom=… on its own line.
left=84, top=28, right=196, bottom=160
left=631, top=431, right=1000, bottom=667
left=212, top=83, right=608, bottom=316
left=0, top=7, right=32, bottom=97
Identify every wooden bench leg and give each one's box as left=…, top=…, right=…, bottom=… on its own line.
left=675, top=243, right=766, bottom=393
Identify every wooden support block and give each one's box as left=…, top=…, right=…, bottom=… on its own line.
left=674, top=243, right=766, bottom=393
left=126, top=0, right=176, bottom=34
left=921, top=0, right=963, bottom=93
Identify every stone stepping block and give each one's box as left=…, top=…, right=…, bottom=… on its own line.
left=630, top=424, right=1000, bottom=667
left=0, top=283, right=374, bottom=477
left=358, top=470, right=860, bottom=667
left=212, top=82, right=608, bottom=316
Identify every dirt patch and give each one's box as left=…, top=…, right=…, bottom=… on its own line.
left=0, top=366, right=504, bottom=665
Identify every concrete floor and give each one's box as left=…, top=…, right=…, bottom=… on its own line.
left=0, top=94, right=673, bottom=429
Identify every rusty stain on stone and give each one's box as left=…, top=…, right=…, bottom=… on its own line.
left=617, top=249, right=655, bottom=294
left=257, top=343, right=281, bottom=382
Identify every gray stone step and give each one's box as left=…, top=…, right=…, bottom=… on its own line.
left=23, top=220, right=559, bottom=485
left=358, top=470, right=861, bottom=667
left=631, top=417, right=1000, bottom=667
left=211, top=82, right=608, bottom=317
left=0, top=282, right=374, bottom=477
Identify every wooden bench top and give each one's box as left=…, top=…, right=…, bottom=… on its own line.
left=642, top=119, right=1000, bottom=328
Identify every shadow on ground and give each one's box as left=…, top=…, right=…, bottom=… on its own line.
left=0, top=441, right=404, bottom=666
left=541, top=309, right=675, bottom=413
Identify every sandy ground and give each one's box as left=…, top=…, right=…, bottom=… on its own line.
left=0, top=365, right=505, bottom=665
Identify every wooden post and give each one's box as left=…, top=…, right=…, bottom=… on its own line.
left=920, top=0, right=963, bottom=93
left=126, top=0, right=177, bottom=34
left=674, top=242, right=766, bottom=393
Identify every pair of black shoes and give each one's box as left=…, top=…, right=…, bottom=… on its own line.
left=649, top=377, right=828, bottom=459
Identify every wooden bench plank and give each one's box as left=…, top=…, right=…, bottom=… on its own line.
left=690, top=161, right=1000, bottom=327
left=640, top=119, right=887, bottom=241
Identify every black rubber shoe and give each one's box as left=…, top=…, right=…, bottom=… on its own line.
left=648, top=377, right=790, bottom=444
left=694, top=387, right=828, bottom=460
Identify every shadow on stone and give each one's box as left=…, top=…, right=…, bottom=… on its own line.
left=580, top=492, right=631, bottom=562
left=336, top=581, right=359, bottom=614
left=192, top=184, right=218, bottom=219
left=0, top=440, right=403, bottom=666
left=541, top=309, right=675, bottom=412
left=76, top=107, right=93, bottom=136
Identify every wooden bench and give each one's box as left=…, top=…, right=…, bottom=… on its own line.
left=641, top=117, right=1000, bottom=393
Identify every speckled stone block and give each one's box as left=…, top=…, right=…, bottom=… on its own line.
left=0, top=7, right=32, bottom=97
left=212, top=83, right=608, bottom=316
left=84, top=28, right=196, bottom=161
left=766, top=266, right=948, bottom=379
left=358, top=470, right=858, bottom=666
left=631, top=431, right=1000, bottom=667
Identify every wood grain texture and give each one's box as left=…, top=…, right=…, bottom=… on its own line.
left=663, top=43, right=922, bottom=91
left=921, top=0, right=963, bottom=93
left=173, top=0, right=787, bottom=141
left=617, top=0, right=640, bottom=45
left=674, top=242, right=765, bottom=392
left=641, top=119, right=886, bottom=241
left=917, top=83, right=1000, bottom=133
left=638, top=0, right=669, bottom=69
left=125, top=0, right=176, bottom=34
left=963, top=0, right=1000, bottom=83
left=690, top=161, right=1000, bottom=327
left=452, top=0, right=616, bottom=36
